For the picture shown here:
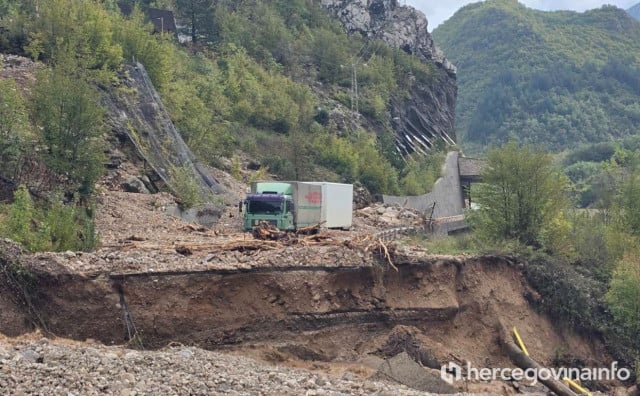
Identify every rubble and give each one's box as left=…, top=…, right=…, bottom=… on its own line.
left=0, top=336, right=488, bottom=395
left=21, top=190, right=427, bottom=276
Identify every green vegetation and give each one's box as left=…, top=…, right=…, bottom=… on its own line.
left=0, top=186, right=98, bottom=252
left=0, top=79, right=32, bottom=182
left=433, top=0, right=640, bottom=152
left=0, top=0, right=450, bottom=251
left=606, top=250, right=640, bottom=337
left=169, top=165, right=203, bottom=209
left=447, top=142, right=640, bottom=372
left=467, top=142, right=570, bottom=250
left=33, top=67, right=107, bottom=195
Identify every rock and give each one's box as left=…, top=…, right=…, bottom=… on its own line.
left=122, top=177, right=150, bottom=194
left=178, top=348, right=194, bottom=360
left=372, top=351, right=456, bottom=394
left=21, top=349, right=42, bottom=364
left=341, top=371, right=356, bottom=381
left=314, top=377, right=327, bottom=387
left=629, top=385, right=639, bottom=396
left=320, top=0, right=457, bottom=155
left=106, top=148, right=125, bottom=169
left=140, top=175, right=158, bottom=193
left=363, top=380, right=379, bottom=392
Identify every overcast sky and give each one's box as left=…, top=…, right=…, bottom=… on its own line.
left=405, top=0, right=639, bottom=31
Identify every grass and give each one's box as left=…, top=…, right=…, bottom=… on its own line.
left=404, top=232, right=531, bottom=256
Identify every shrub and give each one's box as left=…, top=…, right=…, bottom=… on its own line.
left=606, top=249, right=640, bottom=338
left=0, top=79, right=32, bottom=182
left=169, top=166, right=202, bottom=209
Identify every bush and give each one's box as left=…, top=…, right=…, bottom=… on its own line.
left=2, top=185, right=37, bottom=250
left=0, top=185, right=98, bottom=252
left=399, top=151, right=445, bottom=195
left=0, top=79, right=32, bottom=181
left=169, top=166, right=203, bottom=209
left=606, top=249, right=640, bottom=338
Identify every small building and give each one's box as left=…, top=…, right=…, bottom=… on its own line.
left=146, top=8, right=177, bottom=35
left=117, top=3, right=178, bottom=36
left=458, top=156, right=486, bottom=208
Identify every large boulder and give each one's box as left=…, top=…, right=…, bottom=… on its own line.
left=122, top=176, right=150, bottom=194
left=372, top=351, right=457, bottom=393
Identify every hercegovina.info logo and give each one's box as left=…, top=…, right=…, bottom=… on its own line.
left=440, top=361, right=632, bottom=386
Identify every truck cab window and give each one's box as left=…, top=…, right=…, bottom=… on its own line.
left=248, top=200, right=282, bottom=214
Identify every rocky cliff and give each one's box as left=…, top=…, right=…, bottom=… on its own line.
left=321, top=0, right=457, bottom=154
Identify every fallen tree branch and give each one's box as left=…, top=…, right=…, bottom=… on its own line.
left=296, top=221, right=326, bottom=235
left=377, top=238, right=398, bottom=271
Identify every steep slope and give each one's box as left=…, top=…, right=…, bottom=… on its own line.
left=0, top=236, right=619, bottom=394
left=321, top=0, right=458, bottom=154
left=629, top=3, right=640, bottom=20
left=433, top=0, right=640, bottom=152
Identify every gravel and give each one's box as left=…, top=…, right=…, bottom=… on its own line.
left=0, top=337, right=488, bottom=395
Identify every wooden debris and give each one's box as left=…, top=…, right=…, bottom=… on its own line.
left=252, top=221, right=287, bottom=241
left=295, top=221, right=326, bottom=235
left=175, top=245, right=193, bottom=256
left=107, top=224, right=399, bottom=271
left=124, top=235, right=146, bottom=242
left=178, top=224, right=208, bottom=233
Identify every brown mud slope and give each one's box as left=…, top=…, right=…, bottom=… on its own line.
left=1, top=253, right=608, bottom=374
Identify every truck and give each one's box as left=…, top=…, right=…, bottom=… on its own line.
left=241, top=181, right=353, bottom=231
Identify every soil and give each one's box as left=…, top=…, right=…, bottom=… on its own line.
left=0, top=176, right=622, bottom=395
left=0, top=55, right=628, bottom=395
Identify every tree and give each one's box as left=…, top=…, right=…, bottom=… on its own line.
left=469, top=141, right=570, bottom=246
left=33, top=68, right=106, bottom=195
left=176, top=0, right=215, bottom=44
left=4, top=185, right=37, bottom=249
left=606, top=249, right=640, bottom=337
left=613, top=169, right=640, bottom=236
left=24, top=0, right=123, bottom=74
left=0, top=79, right=32, bottom=181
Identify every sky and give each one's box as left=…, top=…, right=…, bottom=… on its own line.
left=404, top=0, right=639, bottom=31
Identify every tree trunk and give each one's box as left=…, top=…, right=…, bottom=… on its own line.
left=497, top=321, right=577, bottom=396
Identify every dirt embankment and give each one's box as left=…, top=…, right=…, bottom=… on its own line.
left=1, top=250, right=608, bottom=374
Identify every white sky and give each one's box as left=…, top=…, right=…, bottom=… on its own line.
left=404, top=0, right=639, bottom=31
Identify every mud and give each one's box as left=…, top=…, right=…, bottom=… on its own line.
left=2, top=254, right=608, bottom=375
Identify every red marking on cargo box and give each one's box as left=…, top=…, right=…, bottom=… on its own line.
left=304, top=192, right=322, bottom=205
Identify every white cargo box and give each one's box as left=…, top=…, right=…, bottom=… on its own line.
left=302, top=182, right=353, bottom=229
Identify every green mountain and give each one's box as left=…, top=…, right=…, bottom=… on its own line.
left=432, top=0, right=640, bottom=152
left=628, top=3, right=640, bottom=20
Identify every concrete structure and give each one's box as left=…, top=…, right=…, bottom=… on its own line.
left=378, top=152, right=485, bottom=235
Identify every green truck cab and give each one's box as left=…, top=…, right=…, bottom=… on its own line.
left=241, top=181, right=352, bottom=231
left=241, top=182, right=297, bottom=230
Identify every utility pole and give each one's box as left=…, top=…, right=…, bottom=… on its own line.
left=352, top=62, right=359, bottom=115
left=156, top=17, right=164, bottom=34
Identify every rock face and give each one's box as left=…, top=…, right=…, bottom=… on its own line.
left=320, top=0, right=457, bottom=154
left=373, top=352, right=457, bottom=393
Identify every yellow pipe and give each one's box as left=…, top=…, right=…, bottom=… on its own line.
left=512, top=326, right=529, bottom=356
left=563, top=377, right=592, bottom=396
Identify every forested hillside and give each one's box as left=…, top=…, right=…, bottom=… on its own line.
left=0, top=0, right=452, bottom=251
left=433, top=0, right=640, bottom=152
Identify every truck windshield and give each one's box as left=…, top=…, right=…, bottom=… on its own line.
left=247, top=199, right=282, bottom=214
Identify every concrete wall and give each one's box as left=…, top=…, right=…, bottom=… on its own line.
left=380, top=151, right=464, bottom=219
